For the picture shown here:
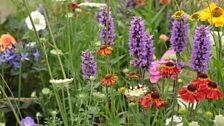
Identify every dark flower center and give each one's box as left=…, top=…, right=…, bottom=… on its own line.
left=151, top=92, right=160, bottom=99
left=165, top=62, right=174, bottom=67
left=198, top=73, right=208, bottom=79
left=191, top=13, right=199, bottom=19
left=105, top=74, right=112, bottom=79
left=100, top=45, right=107, bottom=50
left=208, top=82, right=218, bottom=89
left=187, top=84, right=197, bottom=92
left=212, top=7, right=223, bottom=17
left=175, top=12, right=183, bottom=17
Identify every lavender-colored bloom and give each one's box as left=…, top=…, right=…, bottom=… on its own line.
left=96, top=7, right=115, bottom=46
left=20, top=53, right=29, bottom=61
left=170, top=16, right=188, bottom=53
left=129, top=16, right=154, bottom=70
left=20, top=116, right=37, bottom=126
left=81, top=50, right=97, bottom=80
left=32, top=50, right=40, bottom=61
left=190, top=26, right=210, bottom=72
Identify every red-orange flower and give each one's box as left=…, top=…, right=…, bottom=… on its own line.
left=101, top=74, right=118, bottom=86
left=159, top=62, right=181, bottom=78
left=0, top=33, right=17, bottom=52
left=151, top=91, right=165, bottom=109
left=160, top=0, right=168, bottom=5
left=139, top=94, right=151, bottom=110
left=126, top=72, right=139, bottom=80
left=191, top=73, right=211, bottom=90
left=97, top=45, right=113, bottom=56
left=179, top=84, right=205, bottom=103
left=205, top=81, right=223, bottom=100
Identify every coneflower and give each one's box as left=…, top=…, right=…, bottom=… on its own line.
left=170, top=11, right=188, bottom=53
left=96, top=7, right=115, bottom=46
left=190, top=26, right=210, bottom=72
left=129, top=16, right=154, bottom=70
left=81, top=50, right=97, bottom=80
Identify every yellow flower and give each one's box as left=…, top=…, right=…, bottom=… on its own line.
left=118, top=87, right=127, bottom=94
left=0, top=33, right=17, bottom=52
left=172, top=10, right=185, bottom=19
left=189, top=12, right=200, bottom=21
left=199, top=2, right=224, bottom=27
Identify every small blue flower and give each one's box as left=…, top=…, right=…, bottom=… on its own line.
left=20, top=116, right=37, bottom=126
left=20, top=53, right=29, bottom=61
left=32, top=50, right=40, bottom=61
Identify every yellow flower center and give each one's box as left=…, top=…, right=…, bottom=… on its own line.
left=212, top=7, right=223, bottom=17
left=33, top=18, right=40, bottom=25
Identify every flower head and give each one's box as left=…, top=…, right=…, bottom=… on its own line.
left=199, top=3, right=224, bottom=27
left=0, top=33, right=17, bottom=52
left=149, top=61, right=162, bottom=83
left=205, top=81, right=223, bottom=100
left=139, top=94, right=151, bottom=110
left=20, top=116, right=37, bottom=126
left=189, top=121, right=200, bottom=126
left=165, top=115, right=182, bottom=126
left=179, top=83, right=205, bottom=103
left=159, top=62, right=181, bottom=78
left=150, top=91, right=165, bottom=109
left=189, top=12, right=200, bottom=21
left=214, top=115, right=224, bottom=126
left=190, top=26, right=210, bottom=72
left=170, top=15, right=188, bottom=53
left=96, top=7, right=115, bottom=45
left=172, top=10, right=185, bottom=19
left=81, top=50, right=97, bottom=80
left=159, top=34, right=169, bottom=42
left=97, top=45, right=113, bottom=56
left=25, top=10, right=46, bottom=31
left=101, top=74, right=118, bottom=86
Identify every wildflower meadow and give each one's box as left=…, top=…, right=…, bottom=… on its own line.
left=1, top=0, right=224, bottom=126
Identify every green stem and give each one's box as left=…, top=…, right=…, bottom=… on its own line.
left=17, top=62, right=22, bottom=118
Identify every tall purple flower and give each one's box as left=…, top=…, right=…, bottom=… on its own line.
left=129, top=16, right=154, bottom=70
left=170, top=16, right=188, bottom=53
left=190, top=26, right=210, bottom=72
left=81, top=50, right=97, bottom=80
left=96, top=7, right=115, bottom=46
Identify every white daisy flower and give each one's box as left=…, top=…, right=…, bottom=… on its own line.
left=165, top=115, right=183, bottom=126
left=25, top=10, right=46, bottom=31
left=49, top=78, right=74, bottom=88
left=214, top=115, right=224, bottom=126
left=79, top=2, right=106, bottom=8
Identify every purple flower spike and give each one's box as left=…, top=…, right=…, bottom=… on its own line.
left=190, top=26, right=210, bottom=72
left=20, top=116, right=38, bottom=126
left=96, top=7, right=115, bottom=46
left=170, top=16, right=188, bottom=53
left=128, top=16, right=154, bottom=70
left=81, top=50, right=97, bottom=80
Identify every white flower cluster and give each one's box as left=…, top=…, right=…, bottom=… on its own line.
left=79, top=2, right=106, bottom=8
left=124, top=84, right=148, bottom=101
left=165, top=115, right=183, bottom=126
left=49, top=78, right=73, bottom=88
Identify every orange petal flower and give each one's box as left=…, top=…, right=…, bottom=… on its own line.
left=205, top=82, right=223, bottom=100
left=151, top=91, right=165, bottom=109
left=179, top=84, right=205, bottom=103
left=0, top=33, right=17, bottom=52
left=191, top=73, right=211, bottom=90
left=101, top=74, right=118, bottom=86
left=97, top=45, right=113, bottom=56
left=126, top=72, right=140, bottom=80
left=159, top=62, right=180, bottom=78
left=139, top=94, right=151, bottom=110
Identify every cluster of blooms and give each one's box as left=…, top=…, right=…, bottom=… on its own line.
left=165, top=115, right=182, bottom=126
left=190, top=2, right=224, bottom=27
left=96, top=7, right=114, bottom=46
left=128, top=16, right=154, bottom=70
left=0, top=34, right=40, bottom=69
left=81, top=50, right=97, bottom=80
left=49, top=78, right=74, bottom=88
left=139, top=91, right=165, bottom=109
left=190, top=26, right=210, bottom=72
left=170, top=11, right=188, bottom=53
left=124, top=84, right=148, bottom=101
left=179, top=73, right=224, bottom=103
